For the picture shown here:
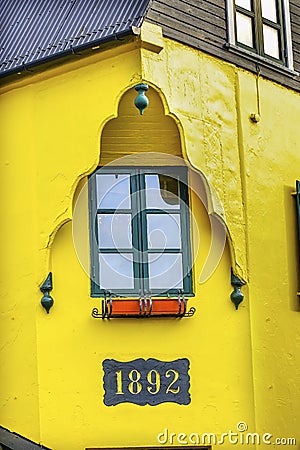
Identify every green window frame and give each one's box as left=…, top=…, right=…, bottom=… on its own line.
left=297, top=181, right=300, bottom=237
left=296, top=180, right=300, bottom=277
left=231, top=0, right=288, bottom=64
left=89, top=167, right=193, bottom=297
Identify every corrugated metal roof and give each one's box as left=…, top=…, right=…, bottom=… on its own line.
left=0, top=0, right=150, bottom=77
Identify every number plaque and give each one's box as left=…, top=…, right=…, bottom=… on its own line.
left=102, top=358, right=190, bottom=406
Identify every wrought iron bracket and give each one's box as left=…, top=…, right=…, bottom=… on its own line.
left=92, top=290, right=196, bottom=319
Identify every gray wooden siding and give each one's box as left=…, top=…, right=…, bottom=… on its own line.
left=146, top=0, right=227, bottom=57
left=146, top=0, right=300, bottom=92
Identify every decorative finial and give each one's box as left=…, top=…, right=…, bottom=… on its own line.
left=230, top=270, right=245, bottom=310
left=40, top=272, right=54, bottom=313
left=134, top=83, right=149, bottom=115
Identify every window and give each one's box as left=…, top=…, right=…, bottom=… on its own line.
left=89, top=167, right=193, bottom=297
left=296, top=180, right=300, bottom=246
left=296, top=180, right=300, bottom=297
left=227, top=0, right=294, bottom=67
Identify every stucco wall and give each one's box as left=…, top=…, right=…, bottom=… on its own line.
left=0, top=25, right=299, bottom=450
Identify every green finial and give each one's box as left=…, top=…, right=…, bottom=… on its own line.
left=134, top=83, right=149, bottom=115
left=40, top=272, right=54, bottom=314
left=230, top=270, right=245, bottom=310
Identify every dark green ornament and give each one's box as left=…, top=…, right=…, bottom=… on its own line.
left=230, top=270, right=245, bottom=310
left=40, top=272, right=54, bottom=314
left=134, top=83, right=149, bottom=115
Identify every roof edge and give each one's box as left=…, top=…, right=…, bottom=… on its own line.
left=0, top=425, right=51, bottom=450
left=0, top=27, right=137, bottom=80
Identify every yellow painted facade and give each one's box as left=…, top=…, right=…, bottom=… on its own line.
left=0, top=23, right=299, bottom=450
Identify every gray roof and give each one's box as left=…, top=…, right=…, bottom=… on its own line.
left=0, top=425, right=51, bottom=450
left=0, top=0, right=151, bottom=77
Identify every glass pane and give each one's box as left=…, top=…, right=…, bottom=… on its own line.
left=261, top=0, right=277, bottom=22
left=99, top=253, right=134, bottom=289
left=98, top=214, right=132, bottom=249
left=96, top=174, right=131, bottom=209
left=235, top=0, right=252, bottom=11
left=145, top=174, right=180, bottom=210
left=147, top=214, right=181, bottom=249
left=148, top=253, right=183, bottom=290
left=236, top=12, right=254, bottom=47
left=263, top=24, right=280, bottom=58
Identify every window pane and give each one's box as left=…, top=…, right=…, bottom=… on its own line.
left=98, top=214, right=132, bottom=249
left=147, top=214, right=181, bottom=249
left=96, top=174, right=131, bottom=209
left=148, top=253, right=183, bottom=290
left=263, top=24, right=280, bottom=58
left=99, top=253, right=134, bottom=289
left=236, top=12, right=254, bottom=47
left=235, top=0, right=252, bottom=11
left=261, top=0, right=277, bottom=22
left=145, top=174, right=180, bottom=210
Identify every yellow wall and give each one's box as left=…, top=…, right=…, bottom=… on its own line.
left=0, top=24, right=299, bottom=450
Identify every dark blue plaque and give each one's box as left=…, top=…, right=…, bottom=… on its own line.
left=102, top=358, right=190, bottom=406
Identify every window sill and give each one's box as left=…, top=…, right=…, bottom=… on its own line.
left=224, top=43, right=300, bottom=80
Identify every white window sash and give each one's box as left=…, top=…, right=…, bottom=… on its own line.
left=282, top=0, right=294, bottom=69
left=226, top=0, right=236, bottom=45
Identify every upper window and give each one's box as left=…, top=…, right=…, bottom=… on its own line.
left=89, top=167, right=193, bottom=298
left=227, top=0, right=294, bottom=67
